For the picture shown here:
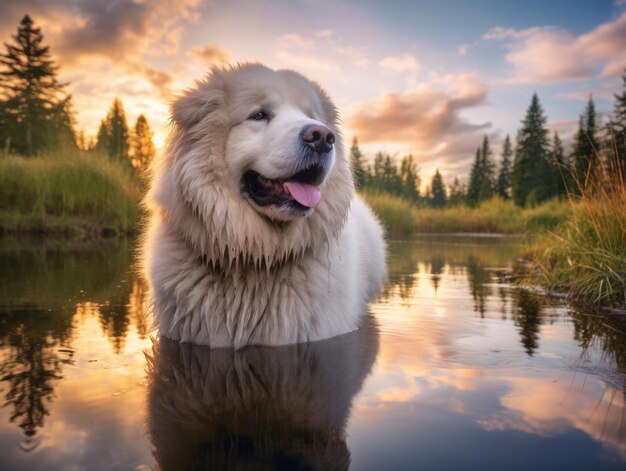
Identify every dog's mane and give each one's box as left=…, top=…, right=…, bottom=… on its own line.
left=145, top=64, right=353, bottom=271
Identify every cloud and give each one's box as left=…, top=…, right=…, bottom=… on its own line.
left=275, top=31, right=373, bottom=77
left=315, top=29, right=333, bottom=38
left=334, top=45, right=370, bottom=68
left=139, top=65, right=174, bottom=100
left=485, top=12, right=626, bottom=83
left=556, top=90, right=614, bottom=102
left=190, top=43, right=232, bottom=66
left=55, top=0, right=150, bottom=63
left=276, top=30, right=372, bottom=72
left=482, top=26, right=548, bottom=41
left=1, top=0, right=201, bottom=101
left=0, top=0, right=70, bottom=39
left=278, top=33, right=314, bottom=49
left=346, top=73, right=491, bottom=170
left=0, top=0, right=203, bottom=143
left=276, top=51, right=340, bottom=74
left=54, top=0, right=201, bottom=63
left=378, top=54, right=420, bottom=73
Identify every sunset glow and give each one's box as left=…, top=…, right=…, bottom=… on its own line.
left=1, top=0, right=625, bottom=181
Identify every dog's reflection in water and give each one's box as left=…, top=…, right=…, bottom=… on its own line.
left=146, top=315, right=379, bottom=470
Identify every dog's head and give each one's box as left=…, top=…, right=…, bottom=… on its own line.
left=149, top=64, right=353, bottom=267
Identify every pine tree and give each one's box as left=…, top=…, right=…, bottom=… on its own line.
left=382, top=154, right=399, bottom=194
left=0, top=15, right=75, bottom=155
left=571, top=96, right=600, bottom=192
left=467, top=147, right=482, bottom=206
left=430, top=169, right=447, bottom=208
left=95, top=119, right=110, bottom=154
left=550, top=131, right=570, bottom=197
left=97, top=98, right=130, bottom=161
left=512, top=94, right=554, bottom=206
left=399, top=154, right=420, bottom=202
left=77, top=130, right=87, bottom=151
left=350, top=137, right=366, bottom=189
left=130, top=114, right=156, bottom=175
left=108, top=98, right=129, bottom=160
left=373, top=152, right=384, bottom=191
left=606, top=71, right=626, bottom=180
left=478, top=135, right=495, bottom=202
left=478, top=176, right=492, bottom=202
left=448, top=177, right=465, bottom=206
left=496, top=135, right=513, bottom=199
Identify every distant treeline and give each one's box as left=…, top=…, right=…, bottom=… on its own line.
left=2, top=14, right=625, bottom=208
left=0, top=15, right=155, bottom=175
left=353, top=78, right=626, bottom=208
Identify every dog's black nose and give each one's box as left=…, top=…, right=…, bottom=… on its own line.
left=300, top=124, right=335, bottom=154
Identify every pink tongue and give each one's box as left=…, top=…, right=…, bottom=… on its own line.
left=283, top=181, right=321, bottom=208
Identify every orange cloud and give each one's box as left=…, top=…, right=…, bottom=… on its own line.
left=190, top=43, right=233, bottom=66
left=139, top=65, right=175, bottom=100
left=485, top=12, right=626, bottom=82
left=346, top=73, right=490, bottom=166
left=49, top=0, right=200, bottom=64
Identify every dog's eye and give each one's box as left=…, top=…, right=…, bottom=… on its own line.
left=248, top=110, right=269, bottom=121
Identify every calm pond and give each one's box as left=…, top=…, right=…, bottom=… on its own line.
left=0, top=236, right=624, bottom=470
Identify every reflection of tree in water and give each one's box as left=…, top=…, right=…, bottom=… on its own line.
left=572, top=311, right=626, bottom=374
left=127, top=280, right=149, bottom=339
left=428, top=255, right=445, bottom=293
left=466, top=256, right=492, bottom=317
left=499, top=287, right=508, bottom=320
left=511, top=290, right=543, bottom=356
left=99, top=306, right=131, bottom=354
left=497, top=272, right=510, bottom=320
left=381, top=242, right=420, bottom=301
left=393, top=273, right=418, bottom=301
left=0, top=239, right=140, bottom=445
left=0, top=307, right=74, bottom=448
left=383, top=238, right=520, bottom=305
left=98, top=280, right=149, bottom=354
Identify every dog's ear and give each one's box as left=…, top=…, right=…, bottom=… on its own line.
left=313, top=83, right=340, bottom=127
left=171, top=80, right=225, bottom=129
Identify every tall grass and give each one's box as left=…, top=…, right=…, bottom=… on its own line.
left=360, top=191, right=422, bottom=236
left=524, top=159, right=626, bottom=308
left=361, top=190, right=571, bottom=236
left=0, top=151, right=142, bottom=238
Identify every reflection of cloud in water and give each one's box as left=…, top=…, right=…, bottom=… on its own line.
left=353, top=239, right=626, bottom=462
left=0, top=236, right=624, bottom=468
left=477, top=375, right=626, bottom=459
left=147, top=316, right=379, bottom=470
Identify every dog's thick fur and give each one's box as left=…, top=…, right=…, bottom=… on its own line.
left=144, top=64, right=386, bottom=348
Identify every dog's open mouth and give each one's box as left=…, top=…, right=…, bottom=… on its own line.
left=242, top=164, right=325, bottom=209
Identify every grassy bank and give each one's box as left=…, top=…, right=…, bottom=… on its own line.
left=522, top=178, right=626, bottom=309
left=361, top=190, right=571, bottom=236
left=0, top=151, right=142, bottom=238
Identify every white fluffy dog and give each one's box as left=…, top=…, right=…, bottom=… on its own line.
left=144, top=64, right=386, bottom=348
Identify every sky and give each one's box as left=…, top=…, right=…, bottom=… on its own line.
left=1, top=0, right=625, bottom=183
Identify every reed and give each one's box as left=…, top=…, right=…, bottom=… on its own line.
left=361, top=190, right=570, bottom=236
left=524, top=161, right=626, bottom=309
left=0, top=151, right=142, bottom=238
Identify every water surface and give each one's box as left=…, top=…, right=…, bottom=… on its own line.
left=0, top=236, right=624, bottom=470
